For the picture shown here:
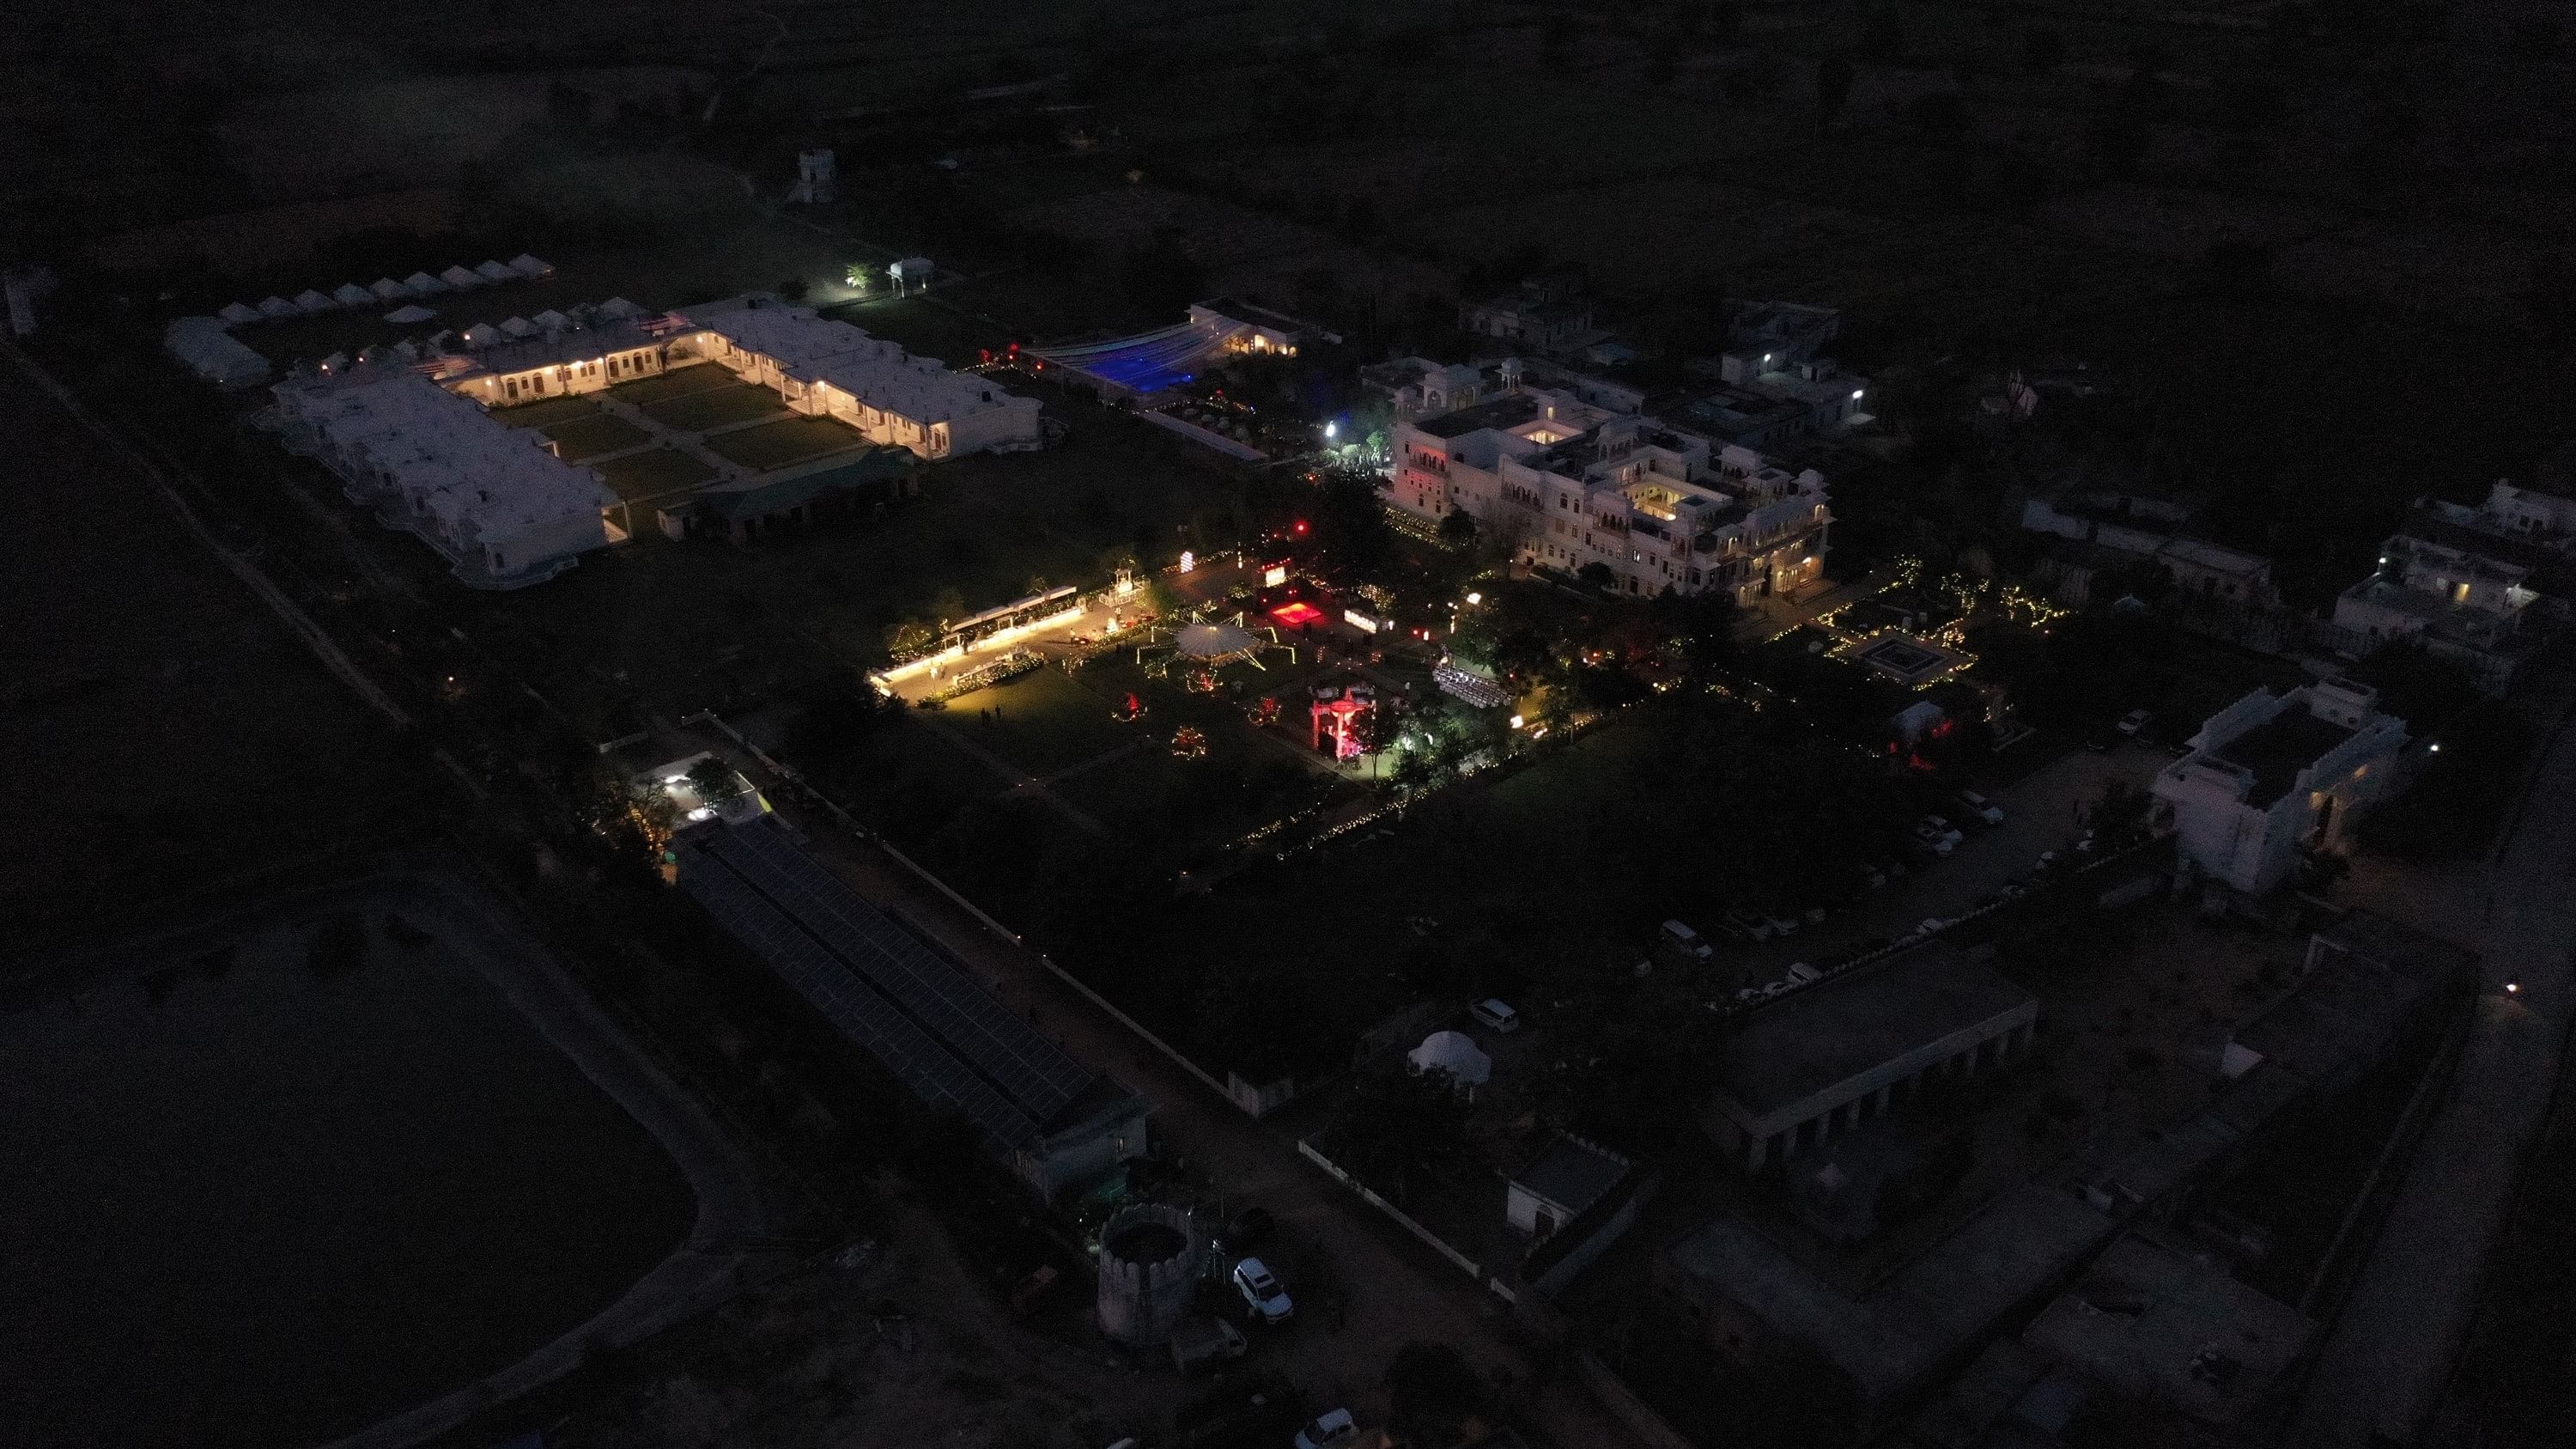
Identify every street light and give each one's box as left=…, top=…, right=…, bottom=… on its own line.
left=1324, top=421, right=1338, bottom=440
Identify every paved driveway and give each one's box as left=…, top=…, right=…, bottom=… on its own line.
left=2295, top=678, right=2576, bottom=1447
left=1729, top=740, right=2171, bottom=985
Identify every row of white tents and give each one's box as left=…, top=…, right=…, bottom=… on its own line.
left=301, top=298, right=649, bottom=375
left=214, top=255, right=554, bottom=329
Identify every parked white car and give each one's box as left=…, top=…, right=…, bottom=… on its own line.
left=1468, top=998, right=1520, bottom=1032
left=1954, top=789, right=2005, bottom=825
left=1231, top=1257, right=1294, bottom=1323
left=1294, top=1408, right=1359, bottom=1449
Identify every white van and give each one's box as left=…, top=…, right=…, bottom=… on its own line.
left=1468, top=999, right=1521, bottom=1032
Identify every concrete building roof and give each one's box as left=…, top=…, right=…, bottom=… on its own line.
left=1414, top=393, right=1543, bottom=440
left=1710, top=947, right=2035, bottom=1121
left=1511, top=1134, right=1631, bottom=1217
left=1668, top=1182, right=2117, bottom=1412
left=2023, top=1231, right=2313, bottom=1424
left=683, top=299, right=1028, bottom=431
left=277, top=368, right=613, bottom=543
left=2207, top=709, right=2354, bottom=810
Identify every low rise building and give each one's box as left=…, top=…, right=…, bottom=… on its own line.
left=686, top=296, right=1042, bottom=459
left=272, top=367, right=619, bottom=589
left=1508, top=1133, right=1633, bottom=1241
left=1459, top=274, right=1604, bottom=356
left=2329, top=479, right=2576, bottom=694
left=1704, top=946, right=2038, bottom=1173
left=2151, top=679, right=2408, bottom=894
left=2021, top=1230, right=2315, bottom=1427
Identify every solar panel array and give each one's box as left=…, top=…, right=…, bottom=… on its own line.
left=679, top=818, right=1096, bottom=1152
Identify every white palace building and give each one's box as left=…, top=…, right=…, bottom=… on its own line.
left=1384, top=367, right=1831, bottom=603
left=270, top=295, right=1040, bottom=588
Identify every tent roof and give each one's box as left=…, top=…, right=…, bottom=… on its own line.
left=1173, top=621, right=1260, bottom=660
left=217, top=301, right=260, bottom=325
left=258, top=295, right=296, bottom=314
left=370, top=277, right=410, bottom=297
left=441, top=265, right=484, bottom=288
left=598, top=296, right=642, bottom=318
left=508, top=253, right=553, bottom=277
left=294, top=289, right=337, bottom=311
left=476, top=259, right=516, bottom=281
left=499, top=315, right=538, bottom=337
left=383, top=303, right=437, bottom=325
left=530, top=307, right=570, bottom=328
left=332, top=283, right=374, bottom=305
left=1407, top=1030, right=1492, bottom=1086
left=404, top=271, right=447, bottom=292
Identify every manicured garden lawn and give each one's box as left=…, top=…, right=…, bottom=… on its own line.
left=589, top=447, right=717, bottom=502
left=641, top=381, right=791, bottom=435
left=543, top=413, right=652, bottom=461
left=608, top=366, right=739, bottom=406
left=493, top=395, right=597, bottom=429
left=700, top=415, right=864, bottom=471
left=934, top=664, right=1135, bottom=777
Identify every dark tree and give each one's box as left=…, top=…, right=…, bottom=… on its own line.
left=1437, top=508, right=1479, bottom=547
left=1119, top=239, right=1206, bottom=322
left=1816, top=55, right=1856, bottom=130
left=1908, top=91, right=1969, bottom=142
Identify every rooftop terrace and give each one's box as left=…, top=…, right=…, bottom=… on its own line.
left=2208, top=709, right=2355, bottom=810
left=1710, top=947, right=2035, bottom=1121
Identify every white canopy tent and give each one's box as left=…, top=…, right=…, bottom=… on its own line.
left=331, top=282, right=374, bottom=308
left=507, top=253, right=554, bottom=279
left=217, top=301, right=261, bottom=326
left=461, top=322, right=502, bottom=348
left=475, top=259, right=516, bottom=283
left=498, top=315, right=538, bottom=338
left=293, top=289, right=337, bottom=314
left=1173, top=621, right=1260, bottom=661
left=1406, top=1031, right=1492, bottom=1089
left=370, top=277, right=410, bottom=301
left=382, top=303, right=437, bottom=325
left=257, top=295, right=298, bottom=319
left=529, top=307, right=570, bottom=332
left=441, top=265, right=484, bottom=290
left=597, top=296, right=643, bottom=319
left=404, top=271, right=447, bottom=295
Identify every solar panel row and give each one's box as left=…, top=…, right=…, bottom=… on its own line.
left=681, top=839, right=1045, bottom=1148
left=708, top=820, right=1091, bottom=1120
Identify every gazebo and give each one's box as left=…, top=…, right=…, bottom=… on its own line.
left=1309, top=679, right=1376, bottom=759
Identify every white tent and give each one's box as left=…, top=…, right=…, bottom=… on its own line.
left=257, top=295, right=298, bottom=319
left=507, top=253, right=554, bottom=279
left=475, top=259, right=516, bottom=283
left=1173, top=621, right=1260, bottom=661
left=294, top=289, right=337, bottom=314
left=462, top=322, right=502, bottom=348
left=530, top=307, right=570, bottom=332
left=498, top=315, right=538, bottom=338
left=357, top=344, right=391, bottom=366
left=1406, top=1031, right=1492, bottom=1088
left=369, top=277, right=410, bottom=301
left=217, top=301, right=261, bottom=326
left=441, top=265, right=484, bottom=290
left=404, top=271, right=447, bottom=295
left=424, top=328, right=458, bottom=353
left=382, top=303, right=437, bottom=325
left=164, top=317, right=270, bottom=389
left=393, top=338, right=421, bottom=362
left=331, top=282, right=374, bottom=308
left=597, top=296, right=643, bottom=319
left=319, top=350, right=350, bottom=374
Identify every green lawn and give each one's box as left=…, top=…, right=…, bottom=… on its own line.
left=701, top=415, right=865, bottom=472
left=544, top=413, right=653, bottom=461
left=495, top=396, right=598, bottom=429
left=590, top=447, right=718, bottom=502
left=641, top=382, right=791, bottom=435
left=933, top=664, right=1134, bottom=777
left=609, top=366, right=741, bottom=406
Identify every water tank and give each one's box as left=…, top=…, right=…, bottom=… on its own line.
left=1096, top=1203, right=1199, bottom=1346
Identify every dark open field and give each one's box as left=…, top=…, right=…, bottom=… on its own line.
left=0, top=363, right=428, bottom=947
left=0, top=883, right=696, bottom=1449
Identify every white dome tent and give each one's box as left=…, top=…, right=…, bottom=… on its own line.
left=216, top=301, right=260, bottom=326
left=440, top=265, right=484, bottom=290
left=1406, top=1031, right=1492, bottom=1094
left=369, top=277, right=410, bottom=301
left=331, top=282, right=374, bottom=308
left=475, top=259, right=516, bottom=284
left=404, top=271, right=447, bottom=295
